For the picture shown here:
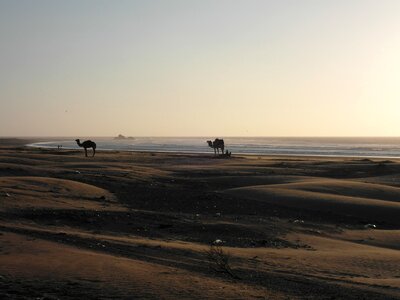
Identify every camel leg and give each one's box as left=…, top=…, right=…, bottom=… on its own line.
left=92, top=147, right=96, bottom=157
left=84, top=148, right=88, bottom=157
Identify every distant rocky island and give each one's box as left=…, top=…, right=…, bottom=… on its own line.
left=114, top=134, right=135, bottom=140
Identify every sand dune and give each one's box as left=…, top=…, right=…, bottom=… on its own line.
left=0, top=143, right=399, bottom=299
left=0, top=232, right=277, bottom=300
left=331, top=229, right=400, bottom=250
left=226, top=178, right=400, bottom=226
left=0, top=176, right=122, bottom=212
left=271, top=179, right=400, bottom=202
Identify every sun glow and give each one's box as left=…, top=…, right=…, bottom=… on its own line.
left=1, top=1, right=400, bottom=137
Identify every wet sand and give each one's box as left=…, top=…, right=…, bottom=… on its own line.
left=0, top=139, right=399, bottom=299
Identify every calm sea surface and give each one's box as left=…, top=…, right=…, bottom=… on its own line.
left=29, top=137, right=400, bottom=158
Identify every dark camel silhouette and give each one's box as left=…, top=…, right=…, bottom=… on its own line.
left=75, top=139, right=96, bottom=157
left=207, top=138, right=224, bottom=155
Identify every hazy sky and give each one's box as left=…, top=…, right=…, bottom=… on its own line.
left=1, top=0, right=400, bottom=137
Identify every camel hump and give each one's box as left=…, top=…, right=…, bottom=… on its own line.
left=85, top=140, right=96, bottom=148
left=214, top=138, right=224, bottom=145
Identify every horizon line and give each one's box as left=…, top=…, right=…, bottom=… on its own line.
left=3, top=135, right=400, bottom=139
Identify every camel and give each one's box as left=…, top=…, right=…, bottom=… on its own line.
left=75, top=139, right=96, bottom=157
left=207, top=138, right=224, bottom=155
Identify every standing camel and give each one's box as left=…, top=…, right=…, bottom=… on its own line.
left=75, top=139, right=96, bottom=157
left=207, top=138, right=225, bottom=155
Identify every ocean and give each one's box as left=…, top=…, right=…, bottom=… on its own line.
left=28, top=137, right=400, bottom=158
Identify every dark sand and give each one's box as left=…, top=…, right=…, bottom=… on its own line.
left=0, top=139, right=399, bottom=299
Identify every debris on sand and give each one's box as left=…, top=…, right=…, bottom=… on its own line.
left=96, top=242, right=106, bottom=248
left=364, top=224, right=377, bottom=229
left=1, top=192, right=11, bottom=197
left=293, top=219, right=304, bottom=224
left=213, top=239, right=224, bottom=245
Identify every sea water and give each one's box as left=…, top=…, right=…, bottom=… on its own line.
left=29, top=137, right=400, bottom=158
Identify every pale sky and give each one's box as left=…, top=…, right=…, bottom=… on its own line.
left=1, top=0, right=400, bottom=137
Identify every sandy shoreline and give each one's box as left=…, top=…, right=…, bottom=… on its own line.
left=1, top=139, right=399, bottom=299
left=27, top=144, right=400, bottom=161
left=26, top=137, right=400, bottom=160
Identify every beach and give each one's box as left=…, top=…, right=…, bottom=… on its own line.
left=1, top=139, right=399, bottom=299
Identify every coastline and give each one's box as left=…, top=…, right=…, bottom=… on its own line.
left=26, top=139, right=400, bottom=160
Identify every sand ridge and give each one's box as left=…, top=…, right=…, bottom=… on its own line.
left=226, top=178, right=400, bottom=226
